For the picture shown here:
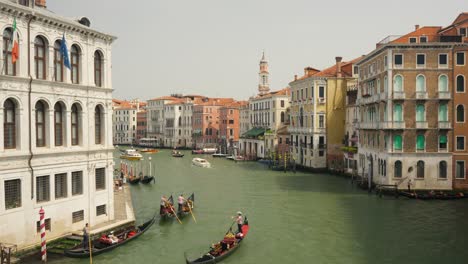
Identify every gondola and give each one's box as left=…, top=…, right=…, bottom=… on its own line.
left=64, top=215, right=155, bottom=258
left=141, top=175, right=155, bottom=184
left=178, top=193, right=195, bottom=217
left=185, top=216, right=249, bottom=264
left=160, top=195, right=177, bottom=219
left=172, top=151, right=185, bottom=157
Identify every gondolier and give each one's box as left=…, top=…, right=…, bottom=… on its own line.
left=82, top=223, right=89, bottom=250
left=178, top=194, right=185, bottom=213
left=234, top=212, right=243, bottom=234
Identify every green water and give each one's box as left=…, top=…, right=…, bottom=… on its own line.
left=52, top=149, right=468, bottom=264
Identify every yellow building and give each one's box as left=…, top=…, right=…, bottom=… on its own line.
left=289, top=57, right=361, bottom=170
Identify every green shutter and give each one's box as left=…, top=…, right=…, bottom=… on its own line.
left=417, top=135, right=425, bottom=150
left=394, top=135, right=402, bottom=150
left=416, top=105, right=425, bottom=122
left=439, top=75, right=448, bottom=92
left=439, top=104, right=447, bottom=122
left=394, top=104, right=402, bottom=122
left=394, top=76, right=402, bottom=92
left=416, top=75, right=425, bottom=92
left=440, top=135, right=447, bottom=144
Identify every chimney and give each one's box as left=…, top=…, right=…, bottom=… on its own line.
left=35, top=0, right=46, bottom=7
left=335, top=56, right=343, bottom=78
left=415, top=25, right=420, bottom=31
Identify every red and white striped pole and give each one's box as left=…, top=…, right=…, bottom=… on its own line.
left=39, top=207, right=47, bottom=262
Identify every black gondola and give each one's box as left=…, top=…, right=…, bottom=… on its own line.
left=128, top=176, right=141, bottom=184
left=160, top=195, right=177, bottom=219
left=185, top=216, right=249, bottom=264
left=141, top=175, right=155, bottom=184
left=172, top=152, right=185, bottom=157
left=64, top=215, right=155, bottom=258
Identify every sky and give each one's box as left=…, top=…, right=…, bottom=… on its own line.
left=47, top=0, right=465, bottom=101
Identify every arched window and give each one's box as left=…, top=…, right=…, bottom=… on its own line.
left=4, top=99, right=16, bottom=148
left=54, top=103, right=64, bottom=146
left=95, top=106, right=102, bottom=144
left=394, top=104, right=403, bottom=122
left=393, top=135, right=402, bottom=150
left=71, top=45, right=80, bottom=84
left=34, top=36, right=46, bottom=80
left=71, top=104, right=79, bottom=145
left=35, top=101, right=46, bottom=147
left=417, top=160, right=425, bottom=178
left=416, top=104, right=425, bottom=122
left=439, top=161, right=447, bottom=179
left=457, top=105, right=465, bottom=122
left=394, top=160, right=402, bottom=178
left=457, top=75, right=465, bottom=93
left=280, top=111, right=285, bottom=123
left=439, top=103, right=448, bottom=122
left=438, top=75, right=448, bottom=92
left=3, top=28, right=16, bottom=76
left=394, top=75, right=403, bottom=92
left=54, top=41, right=63, bottom=82
left=94, top=51, right=103, bottom=87
left=416, top=75, right=425, bottom=92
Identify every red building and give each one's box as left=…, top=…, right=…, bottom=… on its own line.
left=219, top=101, right=247, bottom=154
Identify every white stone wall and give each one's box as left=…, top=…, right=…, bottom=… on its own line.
left=0, top=2, right=115, bottom=249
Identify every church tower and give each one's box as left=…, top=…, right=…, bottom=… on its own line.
left=258, top=51, right=270, bottom=95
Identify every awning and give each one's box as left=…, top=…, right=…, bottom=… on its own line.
left=241, top=127, right=266, bottom=138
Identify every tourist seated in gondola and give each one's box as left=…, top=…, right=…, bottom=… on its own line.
left=108, top=232, right=119, bottom=244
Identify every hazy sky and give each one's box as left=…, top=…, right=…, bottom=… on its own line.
left=48, top=0, right=464, bottom=101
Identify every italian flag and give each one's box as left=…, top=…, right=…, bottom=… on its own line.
left=11, top=18, right=19, bottom=64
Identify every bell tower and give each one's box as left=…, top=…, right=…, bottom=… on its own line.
left=258, top=51, right=270, bottom=95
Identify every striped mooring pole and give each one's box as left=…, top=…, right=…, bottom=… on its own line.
left=39, top=207, right=47, bottom=262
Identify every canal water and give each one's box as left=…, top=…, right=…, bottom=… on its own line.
left=54, top=149, right=468, bottom=264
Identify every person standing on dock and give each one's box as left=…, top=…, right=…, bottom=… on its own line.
left=407, top=179, right=412, bottom=192
left=178, top=194, right=185, bottom=213
left=82, top=223, right=89, bottom=250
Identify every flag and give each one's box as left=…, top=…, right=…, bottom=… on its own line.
left=11, top=18, right=19, bottom=64
left=60, top=34, right=71, bottom=69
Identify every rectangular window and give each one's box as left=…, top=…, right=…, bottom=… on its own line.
left=417, top=54, right=426, bottom=67
left=5, top=179, right=21, bottom=210
left=319, top=86, right=325, bottom=98
left=54, top=173, right=67, bottom=199
left=456, top=136, right=465, bottom=151
left=439, top=54, right=448, bottom=67
left=409, top=37, right=417, bottom=43
left=36, top=176, right=50, bottom=203
left=394, top=54, right=403, bottom=66
left=96, top=204, right=107, bottom=216
left=456, top=161, right=466, bottom=179
left=416, top=135, right=425, bottom=151
left=460, top=28, right=467, bottom=37
left=280, top=100, right=284, bottom=107
left=456, top=52, right=465, bottom=66
left=72, top=210, right=84, bottom=223
left=420, top=36, right=427, bottom=43
left=228, top=120, right=234, bottom=124
left=36, top=218, right=51, bottom=233
left=318, top=115, right=324, bottom=128
left=95, top=168, right=106, bottom=190
left=439, top=135, right=447, bottom=150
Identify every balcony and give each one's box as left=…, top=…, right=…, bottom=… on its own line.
left=415, top=91, right=428, bottom=100
left=393, top=91, right=405, bottom=100
left=359, top=122, right=379, bottom=129
left=318, top=98, right=326, bottom=104
left=438, top=121, right=451, bottom=129
left=415, top=121, right=428, bottom=129
left=316, top=127, right=326, bottom=134
left=381, top=121, right=405, bottom=129
left=438, top=91, right=451, bottom=100
left=379, top=92, right=388, bottom=101
left=318, top=144, right=327, bottom=150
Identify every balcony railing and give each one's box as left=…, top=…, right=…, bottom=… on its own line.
left=415, top=121, right=428, bottom=129
left=415, top=91, right=428, bottom=100
left=438, top=121, right=451, bottom=129
left=359, top=122, right=379, bottom=129
left=381, top=121, right=405, bottom=129
left=438, top=91, right=451, bottom=100
left=393, top=91, right=405, bottom=100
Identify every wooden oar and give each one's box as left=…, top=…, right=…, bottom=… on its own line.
left=169, top=204, right=182, bottom=224
left=186, top=199, right=197, bottom=223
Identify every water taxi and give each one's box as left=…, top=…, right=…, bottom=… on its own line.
left=192, top=158, right=211, bottom=168
left=139, top=148, right=159, bottom=154
left=120, top=149, right=143, bottom=161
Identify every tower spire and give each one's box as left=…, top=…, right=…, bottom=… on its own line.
left=258, top=51, right=270, bottom=95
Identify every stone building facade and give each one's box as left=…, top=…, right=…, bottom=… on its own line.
left=0, top=0, right=116, bottom=249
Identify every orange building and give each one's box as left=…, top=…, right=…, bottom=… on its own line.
left=219, top=101, right=248, bottom=154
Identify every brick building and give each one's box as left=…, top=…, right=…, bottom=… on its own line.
left=357, top=13, right=468, bottom=190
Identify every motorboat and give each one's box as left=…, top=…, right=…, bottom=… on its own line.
left=139, top=148, right=159, bottom=154
left=192, top=149, right=204, bottom=154
left=192, top=158, right=211, bottom=168
left=120, top=149, right=143, bottom=161
left=202, top=148, right=217, bottom=154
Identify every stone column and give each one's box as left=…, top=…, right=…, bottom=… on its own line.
left=0, top=107, right=4, bottom=152
left=47, top=109, right=54, bottom=148
left=65, top=110, right=71, bottom=147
